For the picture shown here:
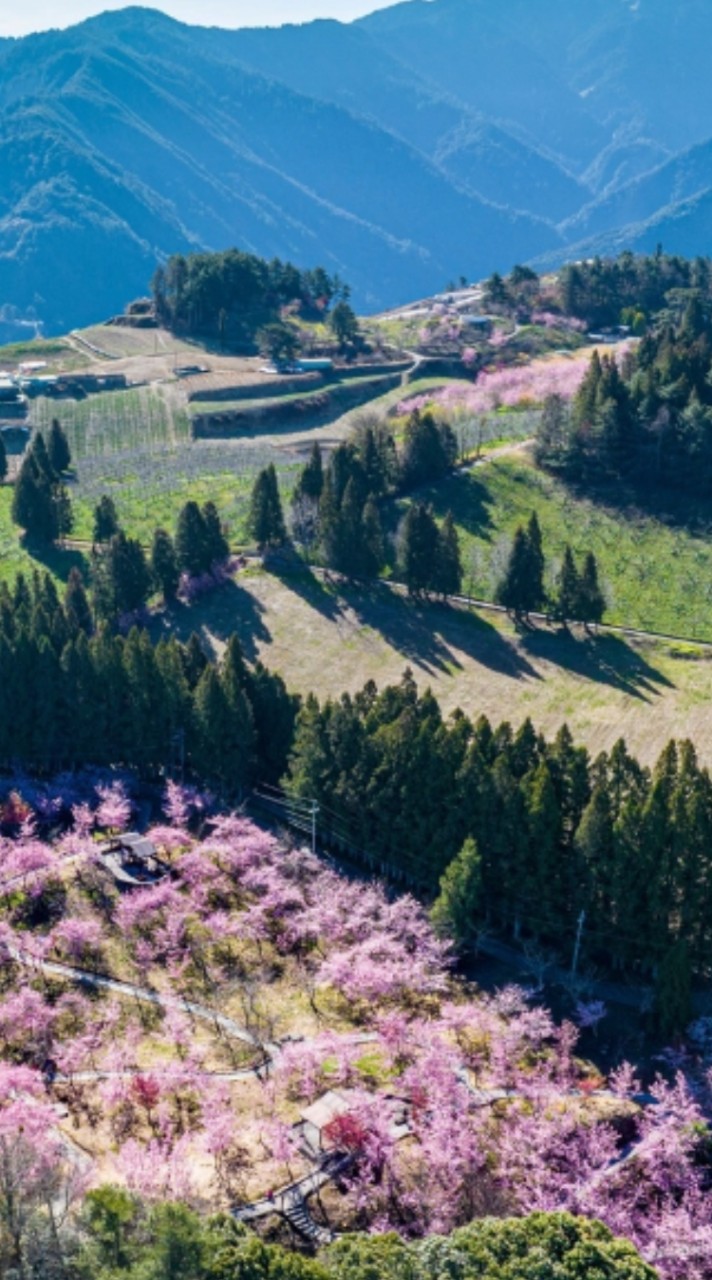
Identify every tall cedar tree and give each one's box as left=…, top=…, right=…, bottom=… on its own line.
left=93, top=495, right=120, bottom=544
left=151, top=529, right=180, bottom=602
left=11, top=451, right=62, bottom=544
left=29, top=432, right=56, bottom=483
left=175, top=501, right=208, bottom=576
left=555, top=546, right=581, bottom=625
left=64, top=568, right=93, bottom=636
left=525, top=512, right=545, bottom=609
left=248, top=464, right=286, bottom=550
left=579, top=551, right=605, bottom=627
left=95, top=532, right=151, bottom=618
left=496, top=525, right=535, bottom=617
left=399, top=503, right=439, bottom=596
left=434, top=512, right=463, bottom=597
left=295, top=443, right=324, bottom=502
left=202, top=501, right=229, bottom=566
left=47, top=418, right=71, bottom=474
left=430, top=837, right=481, bottom=948
left=400, top=410, right=457, bottom=489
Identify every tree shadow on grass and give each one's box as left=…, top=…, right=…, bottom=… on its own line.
left=151, top=578, right=272, bottom=663
left=563, top=473, right=712, bottom=539
left=25, top=541, right=90, bottom=584
left=269, top=560, right=344, bottom=625
left=520, top=628, right=675, bottom=701
left=335, top=581, right=542, bottom=682
left=383, top=471, right=496, bottom=545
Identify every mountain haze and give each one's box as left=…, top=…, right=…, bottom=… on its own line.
left=2, top=0, right=712, bottom=334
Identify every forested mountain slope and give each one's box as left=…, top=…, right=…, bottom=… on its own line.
left=4, top=0, right=712, bottom=334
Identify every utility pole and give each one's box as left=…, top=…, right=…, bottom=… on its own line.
left=571, top=910, right=586, bottom=981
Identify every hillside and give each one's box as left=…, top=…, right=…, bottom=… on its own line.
left=163, top=564, right=712, bottom=769
left=8, top=2, right=712, bottom=333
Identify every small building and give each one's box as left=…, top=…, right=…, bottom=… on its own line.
left=98, top=833, right=170, bottom=890
left=299, top=1090, right=355, bottom=1155
left=297, top=1089, right=410, bottom=1160
left=461, top=315, right=493, bottom=334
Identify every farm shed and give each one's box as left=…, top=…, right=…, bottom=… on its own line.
left=98, top=832, right=170, bottom=890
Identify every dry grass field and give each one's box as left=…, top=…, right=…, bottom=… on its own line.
left=154, top=566, right=712, bottom=767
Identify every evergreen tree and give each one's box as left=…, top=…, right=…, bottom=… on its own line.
left=329, top=300, right=359, bottom=349
left=11, top=453, right=59, bottom=543
left=400, top=410, right=456, bottom=489
left=47, top=418, right=71, bottom=474
left=0, top=429, right=7, bottom=482
left=398, top=503, right=439, bottom=596
left=151, top=529, right=180, bottom=602
left=495, top=526, right=531, bottom=617
left=97, top=532, right=152, bottom=618
left=28, top=431, right=56, bottom=483
left=295, top=442, right=324, bottom=502
left=248, top=464, right=286, bottom=551
left=653, top=939, right=692, bottom=1039
left=430, top=837, right=482, bottom=949
left=182, top=632, right=208, bottom=689
left=64, top=568, right=93, bottom=636
left=525, top=512, right=545, bottom=610
left=54, top=483, right=73, bottom=541
left=193, top=665, right=252, bottom=793
left=93, top=495, right=120, bottom=545
left=433, top=512, right=462, bottom=597
left=318, top=472, right=345, bottom=571
left=555, top=546, right=581, bottom=626
left=579, top=551, right=605, bottom=628
left=361, top=499, right=384, bottom=579
left=175, top=501, right=209, bottom=576
left=202, top=501, right=229, bottom=565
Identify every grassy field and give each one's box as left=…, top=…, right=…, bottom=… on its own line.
left=154, top=565, right=712, bottom=767
left=397, top=451, right=712, bottom=642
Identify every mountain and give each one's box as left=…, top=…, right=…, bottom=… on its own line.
left=4, top=1, right=712, bottom=334
left=0, top=7, right=560, bottom=334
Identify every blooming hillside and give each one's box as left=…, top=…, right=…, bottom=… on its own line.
left=0, top=782, right=710, bottom=1276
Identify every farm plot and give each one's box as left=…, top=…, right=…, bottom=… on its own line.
left=29, top=387, right=191, bottom=458
left=69, top=442, right=300, bottom=544
left=401, top=453, right=712, bottom=641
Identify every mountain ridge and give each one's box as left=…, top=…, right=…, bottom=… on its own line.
left=3, top=1, right=712, bottom=336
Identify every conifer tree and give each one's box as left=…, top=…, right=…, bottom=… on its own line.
left=430, top=837, right=482, bottom=949
left=248, top=464, right=286, bottom=551
left=0, top=429, right=7, bottom=482
left=54, top=484, right=73, bottom=541
left=555, top=545, right=581, bottom=626
left=297, top=442, right=324, bottom=502
left=93, top=495, right=120, bottom=545
left=97, top=532, right=151, bottom=618
left=29, top=431, right=56, bottom=483
left=361, top=499, right=384, bottom=579
left=525, top=511, right=545, bottom=609
left=579, top=551, right=605, bottom=628
left=653, top=939, right=692, bottom=1039
left=175, top=501, right=208, bottom=576
left=64, top=568, right=93, bottom=636
left=151, top=529, right=180, bottom=602
left=495, top=526, right=531, bottom=617
left=433, top=512, right=463, bottom=597
left=47, top=418, right=71, bottom=474
left=398, top=503, right=439, bottom=596
left=182, top=632, right=208, bottom=689
left=11, top=453, right=60, bottom=543
left=202, top=501, right=229, bottom=565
